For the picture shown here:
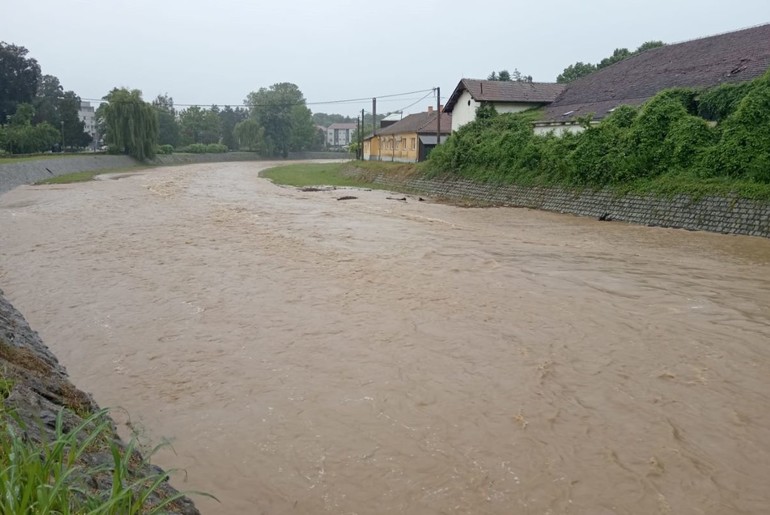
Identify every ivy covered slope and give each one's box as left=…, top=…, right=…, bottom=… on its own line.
left=426, top=69, right=770, bottom=199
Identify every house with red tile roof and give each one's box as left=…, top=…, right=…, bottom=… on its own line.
left=443, top=79, right=565, bottom=131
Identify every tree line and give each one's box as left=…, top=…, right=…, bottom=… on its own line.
left=0, top=42, right=91, bottom=154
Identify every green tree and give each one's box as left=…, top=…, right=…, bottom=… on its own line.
left=0, top=103, right=60, bottom=154
left=312, top=112, right=354, bottom=127
left=245, top=82, right=315, bottom=157
left=557, top=41, right=666, bottom=83
left=556, top=62, right=597, bottom=83
left=598, top=48, right=632, bottom=69
left=488, top=69, right=532, bottom=82
left=152, top=94, right=180, bottom=147
left=101, top=88, right=158, bottom=160
left=179, top=106, right=221, bottom=145
left=59, top=91, right=90, bottom=149
left=0, top=42, right=41, bottom=123
left=636, top=40, right=665, bottom=53
left=218, top=106, right=248, bottom=150
left=233, top=118, right=264, bottom=152
left=33, top=74, right=64, bottom=127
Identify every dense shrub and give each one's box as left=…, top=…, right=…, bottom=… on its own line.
left=698, top=81, right=755, bottom=121
left=205, top=143, right=228, bottom=153
left=157, top=144, right=174, bottom=155
left=427, top=71, right=770, bottom=187
left=702, top=70, right=770, bottom=181
left=177, top=142, right=228, bottom=154
left=0, top=122, right=60, bottom=154
left=178, top=143, right=207, bottom=153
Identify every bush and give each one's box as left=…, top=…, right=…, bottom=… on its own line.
left=205, top=143, right=228, bottom=153
left=179, top=143, right=207, bottom=153
left=698, top=81, right=756, bottom=121
left=702, top=70, right=770, bottom=181
left=157, top=144, right=174, bottom=155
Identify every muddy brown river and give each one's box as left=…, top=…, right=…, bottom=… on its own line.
left=1, top=161, right=769, bottom=514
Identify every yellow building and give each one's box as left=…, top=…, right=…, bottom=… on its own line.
left=363, top=107, right=451, bottom=163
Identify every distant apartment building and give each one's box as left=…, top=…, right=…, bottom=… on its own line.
left=78, top=101, right=97, bottom=148
left=326, top=122, right=357, bottom=148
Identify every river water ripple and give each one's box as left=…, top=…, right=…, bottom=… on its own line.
left=1, top=162, right=769, bottom=514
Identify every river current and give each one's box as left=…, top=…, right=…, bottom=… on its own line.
left=1, top=162, right=769, bottom=514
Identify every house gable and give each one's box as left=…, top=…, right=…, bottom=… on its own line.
left=444, top=79, right=564, bottom=131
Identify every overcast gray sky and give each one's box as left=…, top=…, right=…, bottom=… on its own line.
left=4, top=0, right=769, bottom=117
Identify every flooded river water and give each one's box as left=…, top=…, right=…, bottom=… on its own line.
left=1, top=161, right=769, bottom=514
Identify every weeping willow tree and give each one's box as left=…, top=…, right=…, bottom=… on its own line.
left=101, top=88, right=158, bottom=160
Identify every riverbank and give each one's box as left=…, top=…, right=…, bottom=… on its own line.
left=0, top=288, right=200, bottom=513
left=332, top=162, right=770, bottom=238
left=0, top=151, right=350, bottom=194
left=2, top=161, right=769, bottom=513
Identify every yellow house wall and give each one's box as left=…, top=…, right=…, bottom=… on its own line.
left=373, top=132, right=419, bottom=162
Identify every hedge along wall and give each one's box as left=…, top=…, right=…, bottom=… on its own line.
left=368, top=173, right=770, bottom=238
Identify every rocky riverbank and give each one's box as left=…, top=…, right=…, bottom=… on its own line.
left=0, top=289, right=200, bottom=513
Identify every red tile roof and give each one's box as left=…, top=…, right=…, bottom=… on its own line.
left=541, top=23, right=770, bottom=122
left=375, top=111, right=452, bottom=136
left=444, top=79, right=565, bottom=112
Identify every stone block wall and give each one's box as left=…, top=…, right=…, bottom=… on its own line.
left=370, top=174, right=770, bottom=238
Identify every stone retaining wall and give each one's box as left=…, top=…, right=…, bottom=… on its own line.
left=370, top=174, right=770, bottom=238
left=0, top=289, right=199, bottom=513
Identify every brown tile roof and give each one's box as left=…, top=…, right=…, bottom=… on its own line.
left=375, top=111, right=452, bottom=136
left=444, top=79, right=565, bottom=112
left=541, top=23, right=770, bottom=123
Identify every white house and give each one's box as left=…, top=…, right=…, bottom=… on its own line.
left=326, top=122, right=357, bottom=148
left=443, top=79, right=565, bottom=132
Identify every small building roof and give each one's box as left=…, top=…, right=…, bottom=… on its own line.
left=444, top=79, right=565, bottom=112
left=375, top=110, right=452, bottom=136
left=541, top=23, right=770, bottom=123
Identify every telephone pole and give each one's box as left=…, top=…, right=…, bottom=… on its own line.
left=436, top=87, right=441, bottom=150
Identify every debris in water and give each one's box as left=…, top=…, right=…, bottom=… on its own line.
left=598, top=212, right=613, bottom=221
left=337, top=195, right=357, bottom=201
left=386, top=196, right=407, bottom=202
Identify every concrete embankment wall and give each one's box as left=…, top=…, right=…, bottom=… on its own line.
left=0, top=155, right=137, bottom=194
left=0, top=152, right=351, bottom=195
left=368, top=173, right=770, bottom=238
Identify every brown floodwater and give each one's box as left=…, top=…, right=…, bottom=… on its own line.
left=1, top=161, right=770, bottom=514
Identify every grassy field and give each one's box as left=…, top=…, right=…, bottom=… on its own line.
left=262, top=162, right=397, bottom=189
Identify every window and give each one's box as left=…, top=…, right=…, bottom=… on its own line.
left=410, top=138, right=416, bottom=150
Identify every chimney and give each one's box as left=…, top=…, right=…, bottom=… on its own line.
left=427, top=106, right=434, bottom=113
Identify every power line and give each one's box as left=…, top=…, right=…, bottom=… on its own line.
left=80, top=87, right=436, bottom=109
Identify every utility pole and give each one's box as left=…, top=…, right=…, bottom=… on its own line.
left=372, top=98, right=377, bottom=135
left=60, top=120, right=65, bottom=152
left=436, top=87, right=441, bottom=151
left=361, top=108, right=365, bottom=160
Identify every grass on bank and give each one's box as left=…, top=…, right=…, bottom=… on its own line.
left=0, top=389, right=213, bottom=513
left=36, top=166, right=148, bottom=185
left=261, top=161, right=408, bottom=189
